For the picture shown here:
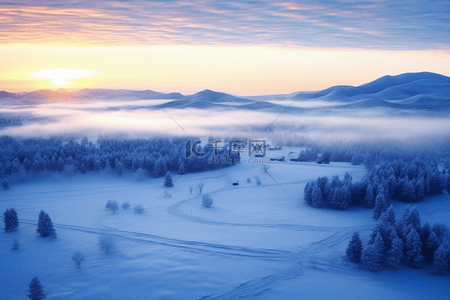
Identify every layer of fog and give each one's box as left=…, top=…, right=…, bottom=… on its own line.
left=1, top=100, right=449, bottom=144
left=263, top=100, right=343, bottom=108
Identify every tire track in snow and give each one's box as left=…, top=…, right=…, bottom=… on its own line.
left=163, top=167, right=369, bottom=299
left=20, top=219, right=290, bottom=261
left=17, top=163, right=367, bottom=299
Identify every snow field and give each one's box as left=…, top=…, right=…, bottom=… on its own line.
left=1, top=160, right=449, bottom=299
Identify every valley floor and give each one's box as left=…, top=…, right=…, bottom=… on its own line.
left=1, top=160, right=449, bottom=299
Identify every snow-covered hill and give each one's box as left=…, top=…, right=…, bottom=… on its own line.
left=1, top=72, right=449, bottom=112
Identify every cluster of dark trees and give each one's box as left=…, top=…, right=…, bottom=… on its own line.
left=297, top=141, right=450, bottom=168
left=3, top=208, right=55, bottom=237
left=304, top=173, right=353, bottom=209
left=304, top=155, right=449, bottom=211
left=347, top=206, right=450, bottom=274
left=0, top=136, right=239, bottom=187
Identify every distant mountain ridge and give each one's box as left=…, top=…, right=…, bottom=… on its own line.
left=289, top=72, right=450, bottom=103
left=1, top=72, right=449, bottom=112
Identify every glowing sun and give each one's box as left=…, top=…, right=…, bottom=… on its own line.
left=32, top=68, right=97, bottom=87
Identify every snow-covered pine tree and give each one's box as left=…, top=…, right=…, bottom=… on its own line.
left=373, top=192, right=387, bottom=220
left=164, top=172, right=173, bottom=187
left=432, top=223, right=449, bottom=243
left=432, top=243, right=449, bottom=275
left=401, top=180, right=415, bottom=202
left=311, top=183, right=323, bottom=208
left=406, top=206, right=421, bottom=232
left=388, top=231, right=403, bottom=268
left=94, top=160, right=102, bottom=171
left=362, top=233, right=384, bottom=271
left=387, top=174, right=396, bottom=199
left=346, top=232, right=363, bottom=262
left=3, top=208, right=19, bottom=231
left=401, top=205, right=411, bottom=223
left=115, top=159, right=124, bottom=176
left=425, top=231, right=441, bottom=261
left=385, top=205, right=396, bottom=227
left=364, top=184, right=374, bottom=208
left=23, top=157, right=32, bottom=171
left=178, top=162, right=186, bottom=174
left=323, top=181, right=332, bottom=205
left=79, top=162, right=86, bottom=174
left=340, top=185, right=352, bottom=210
left=415, top=177, right=425, bottom=201
left=27, top=276, right=46, bottom=300
left=153, top=157, right=167, bottom=177
left=304, top=182, right=312, bottom=205
left=329, top=188, right=339, bottom=208
left=36, top=210, right=56, bottom=237
left=405, top=227, right=424, bottom=268
left=56, top=157, right=64, bottom=172
left=420, top=222, right=431, bottom=246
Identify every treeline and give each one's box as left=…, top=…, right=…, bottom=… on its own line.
left=297, top=141, right=450, bottom=167
left=0, top=136, right=239, bottom=186
left=304, top=156, right=449, bottom=211
left=347, top=206, right=450, bottom=273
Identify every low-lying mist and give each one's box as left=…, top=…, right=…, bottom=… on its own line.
left=1, top=99, right=449, bottom=146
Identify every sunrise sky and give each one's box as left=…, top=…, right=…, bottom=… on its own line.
left=1, top=0, right=449, bottom=95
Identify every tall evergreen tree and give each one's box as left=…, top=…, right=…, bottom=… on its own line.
left=311, top=183, right=324, bottom=208
left=115, top=159, right=124, bottom=176
left=432, top=243, right=449, bottom=275
left=164, top=172, right=174, bottom=187
left=426, top=231, right=441, bottom=261
left=36, top=210, right=56, bottom=237
left=3, top=208, right=19, bottom=231
left=406, top=206, right=421, bottom=231
left=304, top=182, right=312, bottom=205
left=386, top=205, right=396, bottom=227
left=388, top=231, right=404, bottom=268
left=94, top=160, right=102, bottom=171
left=340, top=185, right=352, bottom=210
left=405, top=227, right=424, bottom=268
left=432, top=223, right=448, bottom=243
left=420, top=222, right=431, bottom=245
left=346, top=232, right=363, bottom=262
left=56, top=157, right=65, bottom=172
left=364, top=184, right=374, bottom=208
left=178, top=162, right=186, bottom=174
left=27, top=276, right=46, bottom=300
left=362, top=233, right=384, bottom=271
left=373, top=192, right=387, bottom=220
left=153, top=157, right=166, bottom=177
left=401, top=205, right=411, bottom=223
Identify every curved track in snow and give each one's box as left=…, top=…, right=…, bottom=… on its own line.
left=18, top=163, right=368, bottom=299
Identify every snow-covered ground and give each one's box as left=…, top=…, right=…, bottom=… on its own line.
left=1, top=160, right=449, bottom=299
